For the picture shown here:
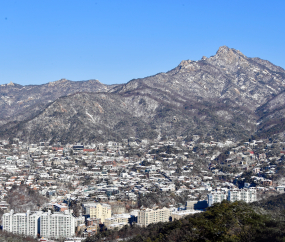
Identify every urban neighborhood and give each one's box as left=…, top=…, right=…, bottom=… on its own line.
left=0, top=135, right=284, bottom=241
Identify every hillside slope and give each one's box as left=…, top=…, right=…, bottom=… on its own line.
left=0, top=79, right=115, bottom=126
left=84, top=201, right=285, bottom=242
left=1, top=46, right=285, bottom=143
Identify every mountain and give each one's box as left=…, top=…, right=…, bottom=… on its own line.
left=255, top=90, right=285, bottom=139
left=0, top=79, right=116, bottom=126
left=1, top=46, right=285, bottom=144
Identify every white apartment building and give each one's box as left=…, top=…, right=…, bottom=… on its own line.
left=207, top=190, right=228, bottom=207
left=137, top=207, right=170, bottom=227
left=40, top=210, right=75, bottom=239
left=2, top=210, right=42, bottom=238
left=208, top=188, right=257, bottom=206
left=83, top=202, right=111, bottom=223
left=228, top=188, right=257, bottom=203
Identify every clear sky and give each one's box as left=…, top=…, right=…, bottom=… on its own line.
left=1, top=0, right=285, bottom=86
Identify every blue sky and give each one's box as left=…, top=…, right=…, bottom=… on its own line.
left=1, top=0, right=285, bottom=86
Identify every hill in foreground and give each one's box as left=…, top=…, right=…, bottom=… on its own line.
left=84, top=200, right=285, bottom=242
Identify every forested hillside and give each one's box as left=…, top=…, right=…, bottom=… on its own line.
left=84, top=200, right=285, bottom=242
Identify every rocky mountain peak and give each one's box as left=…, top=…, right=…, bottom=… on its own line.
left=178, top=60, right=194, bottom=69
left=0, top=82, right=22, bottom=89
left=88, top=79, right=102, bottom=84
left=214, top=46, right=244, bottom=61
left=7, top=81, right=15, bottom=86
left=174, top=46, right=247, bottom=74
left=48, top=78, right=69, bottom=87
left=203, top=46, right=247, bottom=68
left=216, top=45, right=231, bottom=55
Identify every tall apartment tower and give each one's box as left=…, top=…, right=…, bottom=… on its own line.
left=137, top=207, right=171, bottom=227
left=40, top=210, right=75, bottom=239
left=2, top=210, right=41, bottom=238
left=83, top=202, right=111, bottom=223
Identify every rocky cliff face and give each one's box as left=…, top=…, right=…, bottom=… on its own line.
left=1, top=46, right=285, bottom=143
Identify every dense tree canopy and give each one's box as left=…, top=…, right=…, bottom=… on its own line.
left=84, top=200, right=285, bottom=242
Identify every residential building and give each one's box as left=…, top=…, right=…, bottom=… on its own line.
left=185, top=200, right=197, bottom=210
left=2, top=210, right=41, bottom=238
left=104, top=213, right=131, bottom=230
left=227, top=188, right=257, bottom=203
left=83, top=202, right=111, bottom=223
left=40, top=210, right=75, bottom=239
left=207, top=190, right=228, bottom=207
left=137, top=207, right=170, bottom=227
left=208, top=188, right=257, bottom=206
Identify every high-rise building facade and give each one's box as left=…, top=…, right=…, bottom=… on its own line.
left=2, top=210, right=41, bottom=238
left=40, top=210, right=75, bottom=239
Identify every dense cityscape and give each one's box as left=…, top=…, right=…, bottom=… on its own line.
left=0, top=135, right=284, bottom=241
left=1, top=0, right=285, bottom=241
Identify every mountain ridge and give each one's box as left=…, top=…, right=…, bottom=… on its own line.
left=1, top=46, right=285, bottom=143
left=0, top=78, right=118, bottom=127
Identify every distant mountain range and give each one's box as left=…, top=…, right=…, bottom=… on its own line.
left=1, top=46, right=285, bottom=144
